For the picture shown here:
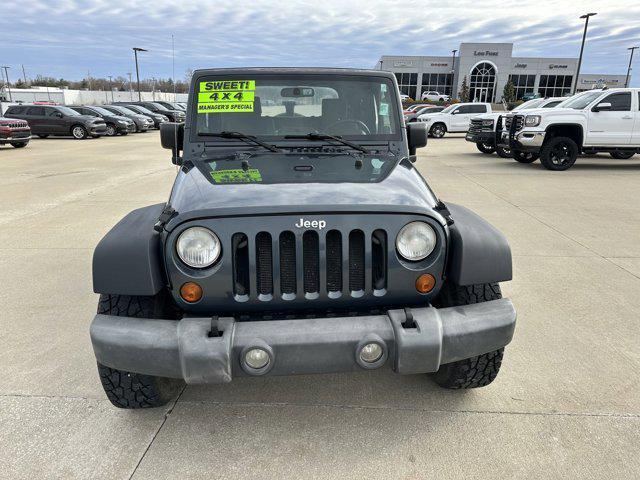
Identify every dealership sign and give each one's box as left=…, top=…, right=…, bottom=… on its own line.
left=474, top=50, right=498, bottom=56
left=393, top=61, right=414, bottom=67
left=514, top=63, right=528, bottom=68
left=549, top=64, right=568, bottom=69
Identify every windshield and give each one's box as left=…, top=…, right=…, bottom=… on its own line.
left=57, top=106, right=80, bottom=116
left=557, top=91, right=602, bottom=110
left=130, top=105, right=154, bottom=115
left=150, top=102, right=170, bottom=111
left=514, top=98, right=545, bottom=110
left=195, top=75, right=399, bottom=139
left=439, top=104, right=457, bottom=114
left=92, top=106, right=114, bottom=116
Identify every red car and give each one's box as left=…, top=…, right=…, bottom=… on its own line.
left=0, top=117, right=31, bottom=148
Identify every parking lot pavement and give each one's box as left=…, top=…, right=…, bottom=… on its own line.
left=1, top=134, right=639, bottom=479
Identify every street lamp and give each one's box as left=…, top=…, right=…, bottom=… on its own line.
left=451, top=49, right=458, bottom=99
left=379, top=60, right=383, bottom=70
left=132, top=47, right=148, bottom=101
left=625, top=46, right=638, bottom=88
left=1, top=66, right=12, bottom=102
left=573, top=13, right=597, bottom=94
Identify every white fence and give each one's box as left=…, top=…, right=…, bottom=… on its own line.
left=0, top=86, right=188, bottom=106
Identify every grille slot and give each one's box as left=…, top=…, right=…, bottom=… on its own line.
left=255, top=232, right=273, bottom=296
left=348, top=230, right=365, bottom=293
left=303, top=231, right=320, bottom=294
left=279, top=231, right=297, bottom=295
left=232, top=233, right=250, bottom=297
left=326, top=230, right=343, bottom=293
left=371, top=230, right=387, bottom=291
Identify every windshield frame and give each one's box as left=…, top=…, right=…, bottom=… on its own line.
left=57, top=106, right=81, bottom=116
left=188, top=72, right=403, bottom=145
left=556, top=90, right=603, bottom=110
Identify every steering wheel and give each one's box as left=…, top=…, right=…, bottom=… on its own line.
left=324, top=119, right=371, bottom=136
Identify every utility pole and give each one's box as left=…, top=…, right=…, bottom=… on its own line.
left=451, top=49, right=458, bottom=99
left=132, top=47, right=148, bottom=101
left=1, top=66, right=12, bottom=101
left=108, top=76, right=114, bottom=102
left=625, top=46, right=638, bottom=88
left=87, top=70, right=92, bottom=90
left=127, top=72, right=133, bottom=101
left=573, top=13, right=597, bottom=94
left=21, top=64, right=27, bottom=84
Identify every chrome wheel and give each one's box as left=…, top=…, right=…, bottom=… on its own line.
left=106, top=124, right=116, bottom=136
left=72, top=126, right=87, bottom=139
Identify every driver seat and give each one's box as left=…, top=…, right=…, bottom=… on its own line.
left=321, top=98, right=346, bottom=129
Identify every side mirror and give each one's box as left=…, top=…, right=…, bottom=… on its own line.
left=407, top=122, right=428, bottom=157
left=450, top=109, right=459, bottom=115
left=593, top=102, right=612, bottom=112
left=54, top=112, right=63, bottom=118
left=160, top=122, right=184, bottom=165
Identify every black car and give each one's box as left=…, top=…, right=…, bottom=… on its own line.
left=101, top=105, right=153, bottom=133
left=115, top=101, right=185, bottom=123
left=90, top=68, right=516, bottom=409
left=4, top=105, right=107, bottom=139
left=155, top=101, right=186, bottom=111
left=119, top=104, right=168, bottom=129
left=69, top=105, right=136, bottom=136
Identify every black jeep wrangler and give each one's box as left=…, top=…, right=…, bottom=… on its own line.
left=90, top=68, right=516, bottom=408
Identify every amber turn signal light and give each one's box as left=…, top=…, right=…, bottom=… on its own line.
left=180, top=282, right=203, bottom=303
left=415, top=274, right=436, bottom=294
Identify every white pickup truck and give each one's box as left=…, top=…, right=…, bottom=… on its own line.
left=419, top=102, right=491, bottom=138
left=466, top=97, right=565, bottom=160
left=501, top=88, right=639, bottom=170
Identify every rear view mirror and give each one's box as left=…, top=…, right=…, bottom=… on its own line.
left=407, top=122, right=428, bottom=156
left=280, top=87, right=315, bottom=97
left=160, top=122, right=184, bottom=165
left=593, top=102, right=611, bottom=112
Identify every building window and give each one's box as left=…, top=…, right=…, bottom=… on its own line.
left=420, top=73, right=453, bottom=97
left=508, top=74, right=536, bottom=100
left=395, top=72, right=418, bottom=100
left=538, top=75, right=573, bottom=97
left=469, top=62, right=496, bottom=103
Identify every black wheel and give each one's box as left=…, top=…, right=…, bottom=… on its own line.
left=120, top=131, right=129, bottom=136
left=11, top=142, right=28, bottom=148
left=476, top=142, right=496, bottom=154
left=540, top=136, right=578, bottom=171
left=96, top=293, right=183, bottom=409
left=71, top=125, right=88, bottom=140
left=610, top=151, right=635, bottom=160
left=513, top=150, right=539, bottom=163
left=496, top=145, right=512, bottom=158
left=431, top=283, right=505, bottom=389
left=105, top=124, right=117, bottom=136
left=430, top=123, right=446, bottom=138
left=37, top=134, right=49, bottom=139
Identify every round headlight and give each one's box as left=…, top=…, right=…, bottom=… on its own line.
left=176, top=227, right=221, bottom=268
left=396, top=222, right=437, bottom=261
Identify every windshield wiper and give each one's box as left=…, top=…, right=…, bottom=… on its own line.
left=200, top=131, right=280, bottom=153
left=284, top=132, right=370, bottom=154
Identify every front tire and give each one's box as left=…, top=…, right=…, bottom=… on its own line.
left=476, top=142, right=496, bottom=154
left=496, top=145, right=512, bottom=158
left=105, top=124, right=117, bottom=136
left=71, top=125, right=88, bottom=140
left=610, top=151, right=635, bottom=159
left=513, top=150, right=539, bottom=163
left=431, top=283, right=505, bottom=389
left=11, top=142, right=28, bottom=148
left=540, top=136, right=579, bottom=171
left=37, top=134, right=49, bottom=139
left=96, top=293, right=183, bottom=409
left=430, top=123, right=446, bottom=138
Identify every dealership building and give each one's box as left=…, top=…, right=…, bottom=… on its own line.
left=378, top=42, right=627, bottom=102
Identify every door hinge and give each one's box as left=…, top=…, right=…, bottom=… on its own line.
left=154, top=204, right=177, bottom=232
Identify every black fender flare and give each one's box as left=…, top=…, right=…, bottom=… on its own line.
left=445, top=202, right=512, bottom=286
left=92, top=203, right=166, bottom=295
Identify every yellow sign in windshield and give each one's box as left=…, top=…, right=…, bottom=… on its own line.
left=198, top=80, right=256, bottom=113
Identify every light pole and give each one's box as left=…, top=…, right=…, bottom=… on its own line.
left=132, top=47, right=147, bottom=101
left=379, top=60, right=383, bottom=70
left=127, top=72, right=133, bottom=101
left=451, top=49, right=458, bottom=99
left=1, top=66, right=12, bottom=102
left=573, top=13, right=597, bottom=94
left=108, top=76, right=114, bottom=102
left=625, top=46, right=638, bottom=88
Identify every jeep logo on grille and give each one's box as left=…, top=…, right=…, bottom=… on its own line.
left=295, top=218, right=326, bottom=230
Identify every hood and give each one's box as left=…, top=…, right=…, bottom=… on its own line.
left=0, top=117, right=28, bottom=125
left=77, top=114, right=105, bottom=123
left=472, top=112, right=502, bottom=121
left=167, top=158, right=440, bottom=229
left=508, top=107, right=577, bottom=116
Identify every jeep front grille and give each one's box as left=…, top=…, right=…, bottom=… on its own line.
left=232, top=228, right=387, bottom=301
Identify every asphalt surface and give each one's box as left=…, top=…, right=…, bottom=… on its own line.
left=1, top=133, right=639, bottom=479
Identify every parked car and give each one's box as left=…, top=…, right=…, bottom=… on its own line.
left=400, top=93, right=411, bottom=102
left=421, top=90, right=450, bottom=102
left=101, top=105, right=153, bottom=132
left=466, top=97, right=564, bottom=158
left=403, top=104, right=430, bottom=114
left=521, top=92, right=541, bottom=101
left=0, top=117, right=31, bottom=148
left=155, top=101, right=186, bottom=111
left=4, top=105, right=107, bottom=139
left=419, top=103, right=491, bottom=138
left=404, top=105, right=445, bottom=123
left=118, top=104, right=168, bottom=129
left=90, top=67, right=516, bottom=409
left=115, top=101, right=185, bottom=123
left=69, top=105, right=136, bottom=136
left=500, top=88, right=639, bottom=170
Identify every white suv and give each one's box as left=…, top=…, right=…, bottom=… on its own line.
left=421, top=90, right=450, bottom=102
left=419, top=103, right=491, bottom=138
left=501, top=88, right=639, bottom=170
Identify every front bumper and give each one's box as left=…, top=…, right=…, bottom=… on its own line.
left=465, top=130, right=495, bottom=144
left=90, top=298, right=516, bottom=384
left=500, top=130, right=545, bottom=152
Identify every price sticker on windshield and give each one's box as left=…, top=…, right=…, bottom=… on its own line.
left=198, top=80, right=256, bottom=113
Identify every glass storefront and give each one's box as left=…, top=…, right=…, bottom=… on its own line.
left=508, top=74, right=536, bottom=100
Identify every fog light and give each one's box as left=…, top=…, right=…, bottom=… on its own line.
left=415, top=274, right=436, bottom=293
left=180, top=282, right=203, bottom=303
left=359, top=343, right=383, bottom=364
left=244, top=348, right=270, bottom=370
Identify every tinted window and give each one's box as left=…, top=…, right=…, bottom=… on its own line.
left=469, top=105, right=487, bottom=113
left=543, top=101, right=562, bottom=108
left=600, top=92, right=631, bottom=111
left=6, top=106, right=27, bottom=115
left=26, top=106, right=45, bottom=115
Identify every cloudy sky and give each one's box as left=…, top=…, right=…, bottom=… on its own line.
left=1, top=0, right=639, bottom=85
